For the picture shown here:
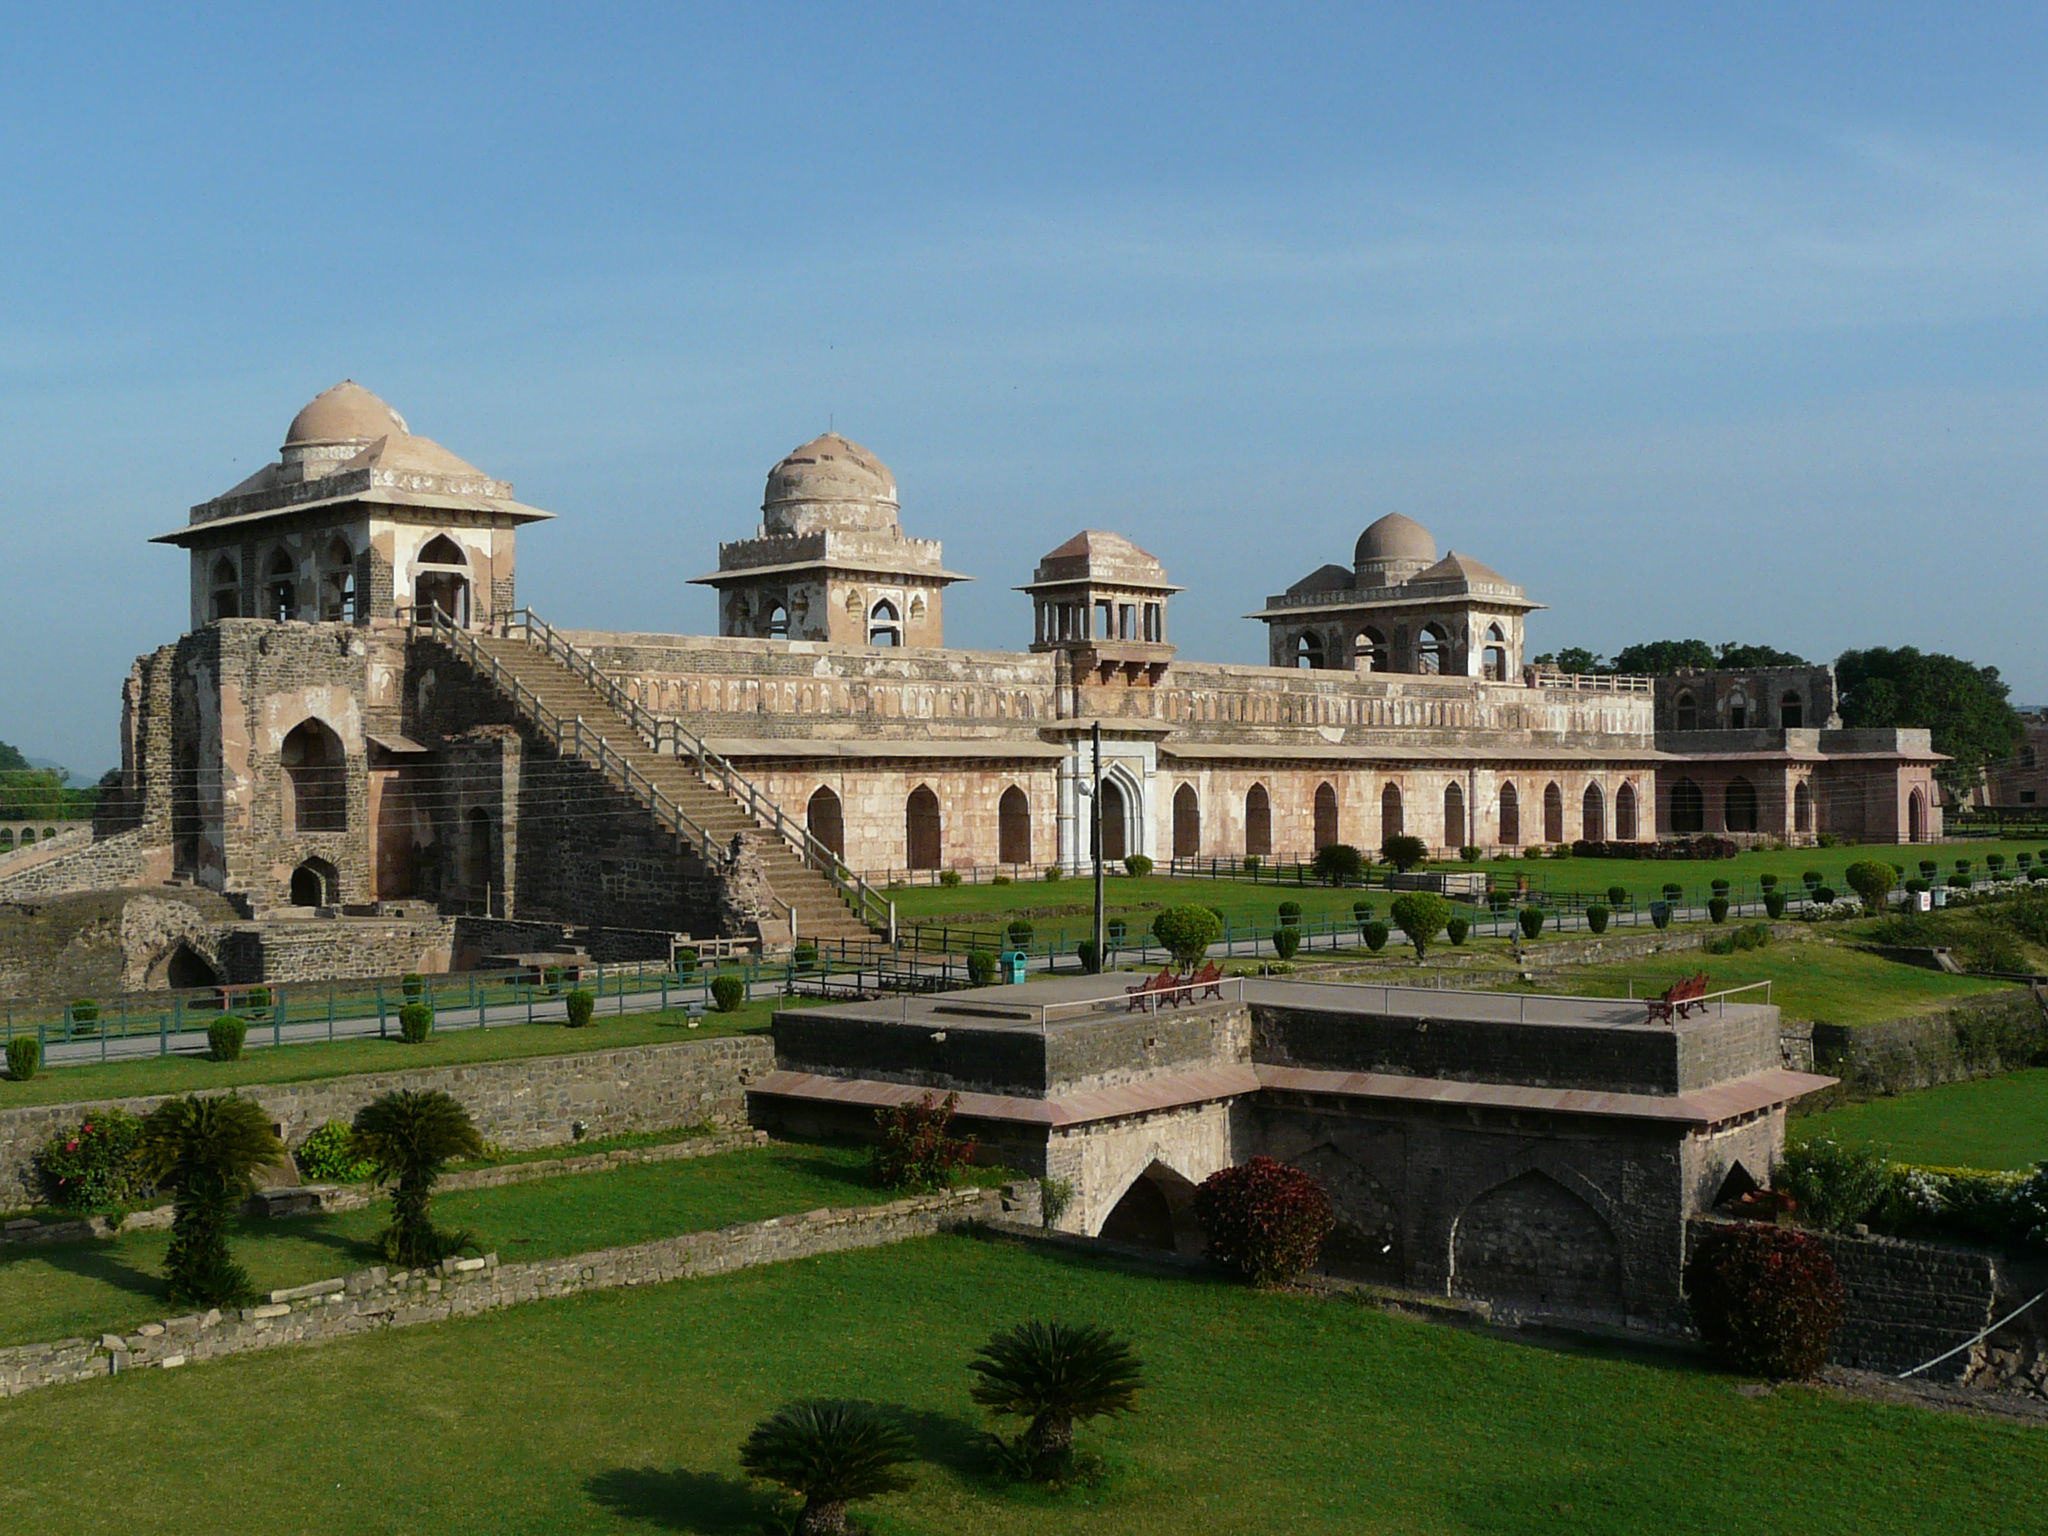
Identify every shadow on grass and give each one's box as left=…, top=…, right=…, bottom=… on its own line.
left=9, top=1236, right=169, bottom=1305
left=764, top=1151, right=882, bottom=1194
left=585, top=1466, right=782, bottom=1534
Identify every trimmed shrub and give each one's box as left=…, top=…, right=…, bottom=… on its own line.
left=1947, top=873, right=1972, bottom=891
left=1759, top=873, right=1780, bottom=892
left=1764, top=891, right=1787, bottom=919
left=400, top=972, right=426, bottom=1002
left=6, top=1035, right=39, bottom=1082
left=1242, top=854, right=1261, bottom=874
left=1844, top=860, right=1898, bottom=913
left=1661, top=882, right=1684, bottom=904
left=1775, top=1136, right=1892, bottom=1230
left=542, top=967, right=565, bottom=995
left=244, top=986, right=273, bottom=1013
left=1955, top=858, right=1973, bottom=876
left=36, top=1107, right=147, bottom=1210
left=1152, top=905, right=1222, bottom=966
left=991, top=874, right=1012, bottom=886
left=1312, top=842, right=1363, bottom=885
left=1351, top=899, right=1375, bottom=931
left=1586, top=904, right=1610, bottom=935
left=1076, top=939, right=1102, bottom=974
left=1390, top=891, right=1452, bottom=957
left=1710, top=878, right=1731, bottom=897
left=967, top=949, right=998, bottom=987
left=1651, top=902, right=1673, bottom=930
left=1708, top=897, right=1730, bottom=924
left=1192, top=1156, right=1336, bottom=1286
left=1445, top=916, right=1470, bottom=946
left=1105, top=918, right=1128, bottom=947
left=68, top=998, right=99, bottom=1028
left=397, top=1003, right=433, bottom=1044
left=1123, top=853, right=1154, bottom=878
left=1042, top=866, right=1063, bottom=883
left=1271, top=926, right=1302, bottom=961
left=1988, top=854, right=2008, bottom=875
left=208, top=1015, right=247, bottom=1061
left=939, top=868, right=963, bottom=888
left=791, top=940, right=819, bottom=970
left=710, top=973, right=745, bottom=1012
left=1362, top=920, right=1390, bottom=953
left=1380, top=834, right=1427, bottom=873
left=674, top=946, right=699, bottom=977
left=1276, top=900, right=1302, bottom=927
left=1518, top=906, right=1545, bottom=939
left=1919, top=860, right=1939, bottom=879
left=1685, top=1223, right=1844, bottom=1379
left=873, top=1090, right=975, bottom=1191
left=1006, top=919, right=1035, bottom=948
left=1801, top=870, right=1823, bottom=891
left=1459, top=844, right=1482, bottom=863
left=1606, top=884, right=1627, bottom=907
left=295, top=1120, right=377, bottom=1183
left=564, top=989, right=596, bottom=1028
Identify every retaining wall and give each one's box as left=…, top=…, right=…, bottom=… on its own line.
left=0, top=1183, right=1029, bottom=1398
left=0, top=1033, right=774, bottom=1209
left=1804, top=987, right=2048, bottom=1105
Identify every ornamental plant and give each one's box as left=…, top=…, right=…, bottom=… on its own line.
left=1814, top=886, right=1838, bottom=905
left=938, top=868, right=963, bottom=888
left=401, top=972, right=426, bottom=1002
left=398, top=1002, right=434, bottom=1044
left=1151, top=905, right=1222, bottom=968
left=1518, top=906, right=1545, bottom=939
left=1006, top=919, right=1035, bottom=948
left=295, top=1120, right=377, bottom=1183
left=1844, top=860, right=1898, bottom=914
left=1920, top=860, right=1939, bottom=880
left=1764, top=891, right=1788, bottom=919
left=1076, top=938, right=1102, bottom=973
left=1774, top=1136, right=1893, bottom=1230
left=68, top=998, right=99, bottom=1032
left=1651, top=904, right=1673, bottom=931
left=1459, top=844, right=1482, bottom=863
left=967, top=949, right=997, bottom=987
left=1105, top=918, right=1127, bottom=947
left=1801, top=870, right=1823, bottom=891
left=674, top=946, right=700, bottom=977
left=1352, top=899, right=1376, bottom=932
left=1271, top=926, right=1302, bottom=961
left=1123, top=853, right=1154, bottom=878
left=1607, top=884, right=1628, bottom=907
left=1445, top=916, right=1470, bottom=945
left=208, top=1015, right=247, bottom=1061
left=968, top=1321, right=1146, bottom=1482
left=37, top=1107, right=147, bottom=1210
left=1389, top=891, right=1451, bottom=957
left=873, top=1091, right=976, bottom=1191
left=1192, top=1156, right=1336, bottom=1286
left=739, top=1400, right=917, bottom=1536
left=1276, top=900, right=1303, bottom=927
left=1381, top=834, right=1427, bottom=874
left=140, top=1094, right=285, bottom=1306
left=791, top=940, right=819, bottom=970
left=564, top=988, right=596, bottom=1028
left=1708, top=897, right=1730, bottom=924
left=1662, top=882, right=1684, bottom=904
left=1312, top=842, right=1363, bottom=885
left=351, top=1088, right=485, bottom=1267
left=1685, top=1222, right=1844, bottom=1379
left=710, top=973, right=745, bottom=1012
left=1586, top=904, right=1610, bottom=935
left=1362, top=920, right=1390, bottom=953
left=6, top=1035, right=39, bottom=1081
left=1759, top=873, right=1780, bottom=892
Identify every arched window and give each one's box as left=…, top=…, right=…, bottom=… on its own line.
left=265, top=548, right=297, bottom=622
left=318, top=536, right=357, bottom=623
left=764, top=602, right=789, bottom=639
left=414, top=534, right=471, bottom=626
left=869, top=599, right=901, bottom=647
left=1482, top=624, right=1507, bottom=682
left=209, top=556, right=240, bottom=620
left=1582, top=783, right=1605, bottom=843
left=1314, top=782, right=1339, bottom=851
left=1294, top=632, right=1324, bottom=670
left=1100, top=779, right=1128, bottom=862
left=1542, top=782, right=1564, bottom=844
left=1418, top=624, right=1450, bottom=675
left=1380, top=782, right=1404, bottom=841
left=998, top=785, right=1031, bottom=866
left=1793, top=780, right=1813, bottom=835
left=1245, top=783, right=1272, bottom=857
left=1498, top=782, right=1520, bottom=845
left=807, top=786, right=844, bottom=860
left=906, top=785, right=941, bottom=869
left=1780, top=691, right=1805, bottom=730
left=1724, top=777, right=1759, bottom=833
left=1728, top=689, right=1749, bottom=730
left=280, top=719, right=346, bottom=832
left=1670, top=778, right=1706, bottom=834
left=1172, top=783, right=1200, bottom=859
left=1444, top=782, right=1465, bottom=849
left=1674, top=691, right=1698, bottom=732
left=1355, top=628, right=1389, bottom=672
left=1615, top=781, right=1638, bottom=841
left=289, top=857, right=338, bottom=908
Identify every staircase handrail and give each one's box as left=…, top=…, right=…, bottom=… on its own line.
left=498, top=607, right=895, bottom=939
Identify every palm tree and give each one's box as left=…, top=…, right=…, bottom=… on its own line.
left=967, top=1320, right=1146, bottom=1479
left=349, top=1089, right=484, bottom=1266
left=138, top=1094, right=285, bottom=1307
left=738, top=1400, right=917, bottom=1536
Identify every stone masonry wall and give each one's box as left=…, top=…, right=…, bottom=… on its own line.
left=1805, top=987, right=2048, bottom=1106
left=0, top=1034, right=772, bottom=1209
left=0, top=1184, right=1021, bottom=1398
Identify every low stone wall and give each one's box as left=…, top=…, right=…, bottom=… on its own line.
left=214, top=918, right=459, bottom=985
left=1804, top=987, right=2048, bottom=1105
left=0, top=1184, right=1023, bottom=1398
left=0, top=829, right=166, bottom=902
left=0, top=1034, right=774, bottom=1209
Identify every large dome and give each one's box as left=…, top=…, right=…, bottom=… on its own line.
left=1354, top=512, right=1436, bottom=567
left=763, top=433, right=896, bottom=512
left=285, top=380, right=409, bottom=446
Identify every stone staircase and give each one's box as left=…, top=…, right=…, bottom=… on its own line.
left=422, top=614, right=886, bottom=946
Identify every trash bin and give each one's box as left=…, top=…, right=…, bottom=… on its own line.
left=1931, top=887, right=1948, bottom=908
left=1003, top=949, right=1028, bottom=985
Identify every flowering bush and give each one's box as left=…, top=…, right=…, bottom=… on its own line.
left=1685, top=1222, right=1844, bottom=1379
left=872, top=1091, right=977, bottom=1191
left=36, top=1108, right=148, bottom=1210
left=1192, top=1156, right=1335, bottom=1286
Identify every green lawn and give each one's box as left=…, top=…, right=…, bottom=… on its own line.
left=1795, top=1069, right=2048, bottom=1169
left=1, top=1233, right=2040, bottom=1535
left=0, top=999, right=783, bottom=1110
left=0, top=1140, right=957, bottom=1348
left=1508, top=937, right=2009, bottom=1025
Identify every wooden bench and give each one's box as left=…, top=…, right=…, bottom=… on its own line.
left=1190, top=960, right=1226, bottom=1001
left=1126, top=968, right=1185, bottom=1012
left=1646, top=972, right=1710, bottom=1024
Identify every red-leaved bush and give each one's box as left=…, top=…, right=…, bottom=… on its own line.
left=1192, top=1156, right=1336, bottom=1286
left=873, top=1091, right=977, bottom=1191
left=1684, top=1222, right=1844, bottom=1379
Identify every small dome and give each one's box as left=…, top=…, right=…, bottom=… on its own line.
left=285, top=380, right=409, bottom=446
left=763, top=433, right=897, bottom=513
left=1354, top=512, right=1436, bottom=567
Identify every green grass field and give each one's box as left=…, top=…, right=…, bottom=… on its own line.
left=0, top=998, right=782, bottom=1109
left=0, top=1232, right=2039, bottom=1535
left=0, top=1141, right=957, bottom=1348
left=1795, top=1069, right=2048, bottom=1169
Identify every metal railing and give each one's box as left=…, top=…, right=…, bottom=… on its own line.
left=493, top=608, right=895, bottom=941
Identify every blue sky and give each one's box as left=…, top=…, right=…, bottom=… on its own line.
left=4, top=4, right=2046, bottom=774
